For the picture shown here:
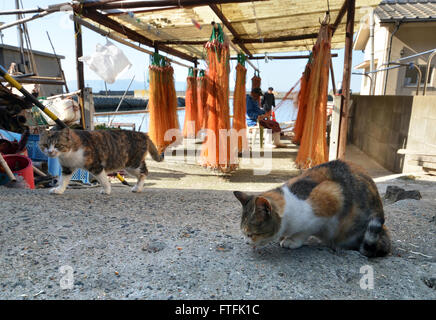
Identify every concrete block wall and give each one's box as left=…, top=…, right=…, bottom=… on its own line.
left=349, top=95, right=435, bottom=173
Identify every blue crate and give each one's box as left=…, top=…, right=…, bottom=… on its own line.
left=26, top=134, right=48, bottom=161
left=47, top=157, right=90, bottom=184
left=72, top=168, right=90, bottom=184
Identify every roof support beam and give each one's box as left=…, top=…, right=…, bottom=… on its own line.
left=208, top=3, right=252, bottom=57
left=72, top=14, right=195, bottom=69
left=234, top=33, right=319, bottom=44
left=230, top=53, right=338, bottom=60
left=331, top=0, right=348, bottom=36
left=155, top=32, right=319, bottom=45
left=81, top=0, right=266, bottom=10
left=79, top=8, right=197, bottom=63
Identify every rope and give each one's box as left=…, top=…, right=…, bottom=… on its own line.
left=274, top=79, right=300, bottom=111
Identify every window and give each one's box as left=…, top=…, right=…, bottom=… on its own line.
left=404, top=64, right=434, bottom=87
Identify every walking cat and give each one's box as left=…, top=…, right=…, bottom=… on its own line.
left=234, top=160, right=391, bottom=257
left=39, top=127, right=163, bottom=195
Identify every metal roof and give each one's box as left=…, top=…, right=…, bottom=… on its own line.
left=78, top=0, right=382, bottom=61
left=376, top=0, right=436, bottom=22
left=0, top=44, right=65, bottom=59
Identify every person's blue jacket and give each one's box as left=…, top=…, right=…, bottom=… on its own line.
left=246, top=94, right=265, bottom=127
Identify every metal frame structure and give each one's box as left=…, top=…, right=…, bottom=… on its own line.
left=353, top=48, right=436, bottom=96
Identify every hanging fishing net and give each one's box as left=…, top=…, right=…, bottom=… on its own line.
left=273, top=79, right=300, bottom=129
left=293, top=64, right=310, bottom=145
left=183, top=67, right=198, bottom=138
left=148, top=53, right=179, bottom=153
left=295, top=23, right=332, bottom=169
left=196, top=70, right=207, bottom=132
left=251, top=71, right=262, bottom=105
left=200, top=23, right=236, bottom=172
left=232, top=54, right=248, bottom=153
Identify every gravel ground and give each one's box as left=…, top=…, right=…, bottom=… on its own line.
left=0, top=141, right=435, bottom=300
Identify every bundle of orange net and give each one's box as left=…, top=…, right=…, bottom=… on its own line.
left=196, top=70, right=207, bottom=132
left=183, top=67, right=198, bottom=138
left=232, top=53, right=248, bottom=153
left=294, top=23, right=332, bottom=169
left=251, top=71, right=261, bottom=105
left=293, top=64, right=310, bottom=145
left=148, top=53, right=179, bottom=153
left=200, top=23, right=236, bottom=172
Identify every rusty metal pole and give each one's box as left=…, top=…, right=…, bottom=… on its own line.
left=337, top=0, right=355, bottom=159
left=74, top=13, right=86, bottom=129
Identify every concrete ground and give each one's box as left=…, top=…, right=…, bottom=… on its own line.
left=0, top=137, right=435, bottom=300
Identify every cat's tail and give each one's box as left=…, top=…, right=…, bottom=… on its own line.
left=147, top=137, right=164, bottom=162
left=360, top=217, right=391, bottom=257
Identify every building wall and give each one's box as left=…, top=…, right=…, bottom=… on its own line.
left=385, top=22, right=436, bottom=96
left=0, top=47, right=64, bottom=97
left=359, top=16, right=390, bottom=95
left=349, top=95, right=436, bottom=173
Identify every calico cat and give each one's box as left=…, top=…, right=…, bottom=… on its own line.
left=234, top=160, right=391, bottom=257
left=39, top=127, right=163, bottom=195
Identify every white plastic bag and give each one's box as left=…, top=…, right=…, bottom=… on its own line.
left=79, top=40, right=131, bottom=84
left=40, top=98, right=81, bottom=125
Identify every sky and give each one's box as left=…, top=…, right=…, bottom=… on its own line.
left=0, top=0, right=364, bottom=93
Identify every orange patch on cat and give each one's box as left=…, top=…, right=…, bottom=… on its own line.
left=302, top=166, right=331, bottom=183
left=261, top=191, right=285, bottom=217
left=308, top=181, right=344, bottom=217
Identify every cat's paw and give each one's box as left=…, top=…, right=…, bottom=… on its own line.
left=131, top=185, right=143, bottom=193
left=100, top=188, right=111, bottom=195
left=49, top=187, right=65, bottom=195
left=280, top=237, right=304, bottom=249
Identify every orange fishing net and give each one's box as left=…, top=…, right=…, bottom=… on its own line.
left=200, top=24, right=235, bottom=172
left=148, top=54, right=179, bottom=153
left=232, top=55, right=248, bottom=153
left=295, top=24, right=332, bottom=169
left=196, top=70, right=207, bottom=132
left=183, top=68, right=198, bottom=138
left=251, top=72, right=261, bottom=105
left=292, top=66, right=310, bottom=145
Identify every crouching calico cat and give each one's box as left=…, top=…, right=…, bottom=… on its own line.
left=39, top=127, right=163, bottom=195
left=234, top=160, right=391, bottom=257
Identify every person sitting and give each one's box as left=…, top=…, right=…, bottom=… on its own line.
left=246, top=87, right=286, bottom=148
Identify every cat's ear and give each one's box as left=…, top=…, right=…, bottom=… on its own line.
left=234, top=191, right=250, bottom=206
left=255, top=196, right=272, bottom=216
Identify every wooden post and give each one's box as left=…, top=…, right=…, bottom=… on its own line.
left=82, top=87, right=95, bottom=130
left=337, top=0, right=355, bottom=159
left=74, top=13, right=86, bottom=129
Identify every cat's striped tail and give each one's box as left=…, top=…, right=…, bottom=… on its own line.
left=147, top=138, right=164, bottom=162
left=360, top=217, right=391, bottom=257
